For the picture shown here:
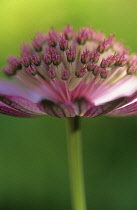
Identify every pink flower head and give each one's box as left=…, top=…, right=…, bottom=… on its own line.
left=1, top=25, right=137, bottom=117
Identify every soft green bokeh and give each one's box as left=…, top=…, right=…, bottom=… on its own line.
left=0, top=0, right=137, bottom=209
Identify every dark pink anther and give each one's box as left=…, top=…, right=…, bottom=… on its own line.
left=59, top=36, right=68, bottom=51
left=44, top=54, right=52, bottom=65
left=47, top=66, right=56, bottom=79
left=31, top=54, right=41, bottom=66
left=52, top=54, right=61, bottom=66
left=21, top=44, right=32, bottom=57
left=87, top=61, right=96, bottom=71
left=92, top=65, right=101, bottom=76
left=7, top=56, right=22, bottom=70
left=115, top=54, right=127, bottom=66
left=3, top=66, right=16, bottom=76
left=106, top=54, right=117, bottom=66
left=21, top=57, right=31, bottom=68
left=47, top=31, right=58, bottom=47
left=66, top=47, right=76, bottom=62
left=100, top=59, right=109, bottom=68
left=100, top=68, right=109, bottom=79
left=32, top=39, right=42, bottom=52
left=127, top=65, right=137, bottom=75
left=128, top=55, right=137, bottom=66
left=97, top=34, right=114, bottom=53
left=87, top=28, right=94, bottom=40
left=81, top=50, right=90, bottom=64
left=90, top=51, right=100, bottom=63
left=75, top=66, right=87, bottom=78
left=61, top=70, right=70, bottom=80
left=97, top=42, right=106, bottom=53
left=77, top=29, right=88, bottom=45
left=46, top=46, right=56, bottom=55
left=64, top=25, right=73, bottom=40
left=27, top=65, right=37, bottom=76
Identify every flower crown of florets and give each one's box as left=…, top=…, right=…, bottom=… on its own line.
left=3, top=25, right=137, bottom=80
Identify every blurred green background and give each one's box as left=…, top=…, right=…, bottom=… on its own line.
left=0, top=0, right=137, bottom=209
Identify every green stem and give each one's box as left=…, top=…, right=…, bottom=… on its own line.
left=67, top=117, right=87, bottom=210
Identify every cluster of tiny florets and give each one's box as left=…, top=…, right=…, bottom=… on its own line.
left=3, top=25, right=137, bottom=87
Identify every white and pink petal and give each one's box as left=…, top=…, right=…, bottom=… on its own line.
left=84, top=97, right=127, bottom=117
left=108, top=94, right=137, bottom=116
left=0, top=80, right=45, bottom=117
left=0, top=102, right=35, bottom=117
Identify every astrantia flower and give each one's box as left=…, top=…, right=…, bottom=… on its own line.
left=1, top=25, right=137, bottom=118
left=1, top=25, right=137, bottom=210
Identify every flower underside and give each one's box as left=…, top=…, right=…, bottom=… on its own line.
left=1, top=25, right=137, bottom=117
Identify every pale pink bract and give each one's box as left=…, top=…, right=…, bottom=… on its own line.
left=0, top=25, right=137, bottom=117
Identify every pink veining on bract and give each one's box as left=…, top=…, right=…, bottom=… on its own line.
left=1, top=25, right=137, bottom=117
